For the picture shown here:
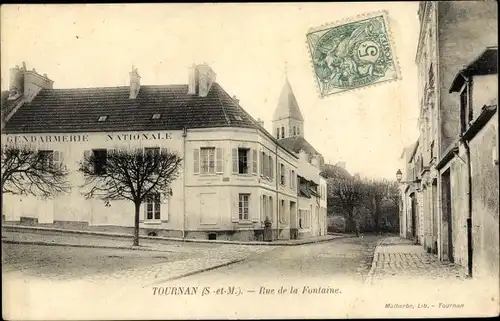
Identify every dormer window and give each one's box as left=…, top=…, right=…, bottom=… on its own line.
left=97, top=115, right=108, bottom=122
left=152, top=113, right=161, bottom=120
left=234, top=115, right=242, bottom=121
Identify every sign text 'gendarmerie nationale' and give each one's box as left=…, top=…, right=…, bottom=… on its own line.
left=5, top=132, right=174, bottom=144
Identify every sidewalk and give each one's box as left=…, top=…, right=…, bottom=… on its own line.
left=365, top=237, right=468, bottom=285
left=2, top=224, right=344, bottom=247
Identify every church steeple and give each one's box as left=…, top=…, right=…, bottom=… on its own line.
left=272, top=77, right=304, bottom=140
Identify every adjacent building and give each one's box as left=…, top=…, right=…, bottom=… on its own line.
left=1, top=63, right=327, bottom=241
left=399, top=1, right=498, bottom=281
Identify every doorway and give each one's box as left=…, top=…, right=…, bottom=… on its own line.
left=410, top=193, right=417, bottom=240
left=442, top=169, right=454, bottom=263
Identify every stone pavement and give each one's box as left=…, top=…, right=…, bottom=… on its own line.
left=367, top=237, right=468, bottom=285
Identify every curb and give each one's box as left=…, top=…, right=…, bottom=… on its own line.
left=144, top=257, right=250, bottom=287
left=364, top=238, right=387, bottom=286
left=1, top=239, right=174, bottom=253
left=2, top=224, right=345, bottom=246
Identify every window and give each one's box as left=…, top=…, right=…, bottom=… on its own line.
left=280, top=163, right=285, bottom=185
left=459, top=82, right=473, bottom=133
left=276, top=128, right=280, bottom=139
left=152, top=113, right=161, bottom=120
left=200, top=147, right=215, bottom=174
left=234, top=115, right=242, bottom=121
left=430, top=141, right=434, bottom=160
left=280, top=199, right=286, bottom=223
left=97, top=115, right=108, bottom=122
left=297, top=127, right=300, bottom=135
left=238, top=148, right=249, bottom=174
left=291, top=170, right=295, bottom=190
left=281, top=126, right=285, bottom=139
left=293, top=126, right=296, bottom=136
left=93, top=149, right=107, bottom=175
left=38, top=150, right=54, bottom=167
left=145, top=193, right=161, bottom=220
left=145, top=147, right=160, bottom=161
left=260, top=151, right=265, bottom=176
left=238, top=194, right=249, bottom=220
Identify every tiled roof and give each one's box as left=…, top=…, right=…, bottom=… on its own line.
left=278, top=135, right=320, bottom=156
left=1, top=91, right=23, bottom=122
left=449, top=46, right=498, bottom=93
left=2, top=82, right=299, bottom=158
left=3, top=83, right=260, bottom=134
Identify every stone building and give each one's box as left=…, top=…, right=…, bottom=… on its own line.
left=1, top=63, right=327, bottom=241
left=439, top=46, right=498, bottom=280
left=400, top=1, right=497, bottom=279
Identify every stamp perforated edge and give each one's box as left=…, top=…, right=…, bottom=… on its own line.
left=305, top=10, right=402, bottom=98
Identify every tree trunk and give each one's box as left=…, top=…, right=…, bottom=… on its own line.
left=133, top=201, right=140, bottom=246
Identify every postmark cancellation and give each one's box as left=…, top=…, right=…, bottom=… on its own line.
left=306, top=11, right=401, bottom=97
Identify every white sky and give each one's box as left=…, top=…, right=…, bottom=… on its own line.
left=1, top=3, right=420, bottom=180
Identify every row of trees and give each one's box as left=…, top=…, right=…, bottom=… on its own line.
left=1, top=145, right=182, bottom=245
left=325, top=169, right=400, bottom=236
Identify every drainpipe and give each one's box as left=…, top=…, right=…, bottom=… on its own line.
left=463, top=140, right=473, bottom=278
left=182, top=126, right=187, bottom=240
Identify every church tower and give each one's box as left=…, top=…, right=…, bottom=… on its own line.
left=272, top=77, right=304, bottom=140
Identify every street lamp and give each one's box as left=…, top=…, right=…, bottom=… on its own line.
left=395, top=169, right=421, bottom=186
left=396, top=169, right=403, bottom=182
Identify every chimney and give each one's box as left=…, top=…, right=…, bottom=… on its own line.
left=187, top=64, right=198, bottom=95
left=21, top=62, right=54, bottom=102
left=187, top=63, right=216, bottom=97
left=232, top=95, right=240, bottom=105
left=129, top=66, right=141, bottom=99
left=8, top=65, right=24, bottom=100
left=256, top=118, right=264, bottom=127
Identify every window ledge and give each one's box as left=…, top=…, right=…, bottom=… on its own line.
left=143, top=221, right=162, bottom=225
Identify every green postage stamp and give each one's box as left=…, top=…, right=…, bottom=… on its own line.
left=307, top=11, right=400, bottom=97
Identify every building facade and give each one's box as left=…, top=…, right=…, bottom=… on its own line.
left=2, top=63, right=327, bottom=241
left=400, top=1, right=498, bottom=281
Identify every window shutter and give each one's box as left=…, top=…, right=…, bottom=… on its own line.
left=232, top=194, right=239, bottom=222
left=83, top=150, right=92, bottom=172
left=252, top=149, right=257, bottom=175
left=260, top=152, right=265, bottom=176
left=193, top=149, right=200, bottom=174
left=232, top=148, right=238, bottom=174
left=53, top=151, right=61, bottom=169
left=162, top=193, right=168, bottom=221
left=216, top=147, right=223, bottom=173
left=251, top=195, right=260, bottom=222
left=270, top=157, right=273, bottom=180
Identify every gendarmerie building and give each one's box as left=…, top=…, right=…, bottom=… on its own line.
left=1, top=62, right=327, bottom=241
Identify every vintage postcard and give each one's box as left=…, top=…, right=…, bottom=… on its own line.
left=1, top=2, right=499, bottom=320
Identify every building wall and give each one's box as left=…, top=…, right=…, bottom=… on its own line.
left=471, top=75, right=498, bottom=117
left=437, top=0, right=498, bottom=154
left=2, top=126, right=327, bottom=241
left=469, top=113, right=499, bottom=282
left=2, top=130, right=186, bottom=231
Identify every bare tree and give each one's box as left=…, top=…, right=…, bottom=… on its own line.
left=1, top=145, right=70, bottom=201
left=327, top=176, right=365, bottom=236
left=364, top=179, right=388, bottom=233
left=78, top=148, right=182, bottom=246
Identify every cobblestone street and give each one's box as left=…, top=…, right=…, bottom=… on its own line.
left=369, top=237, right=467, bottom=284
